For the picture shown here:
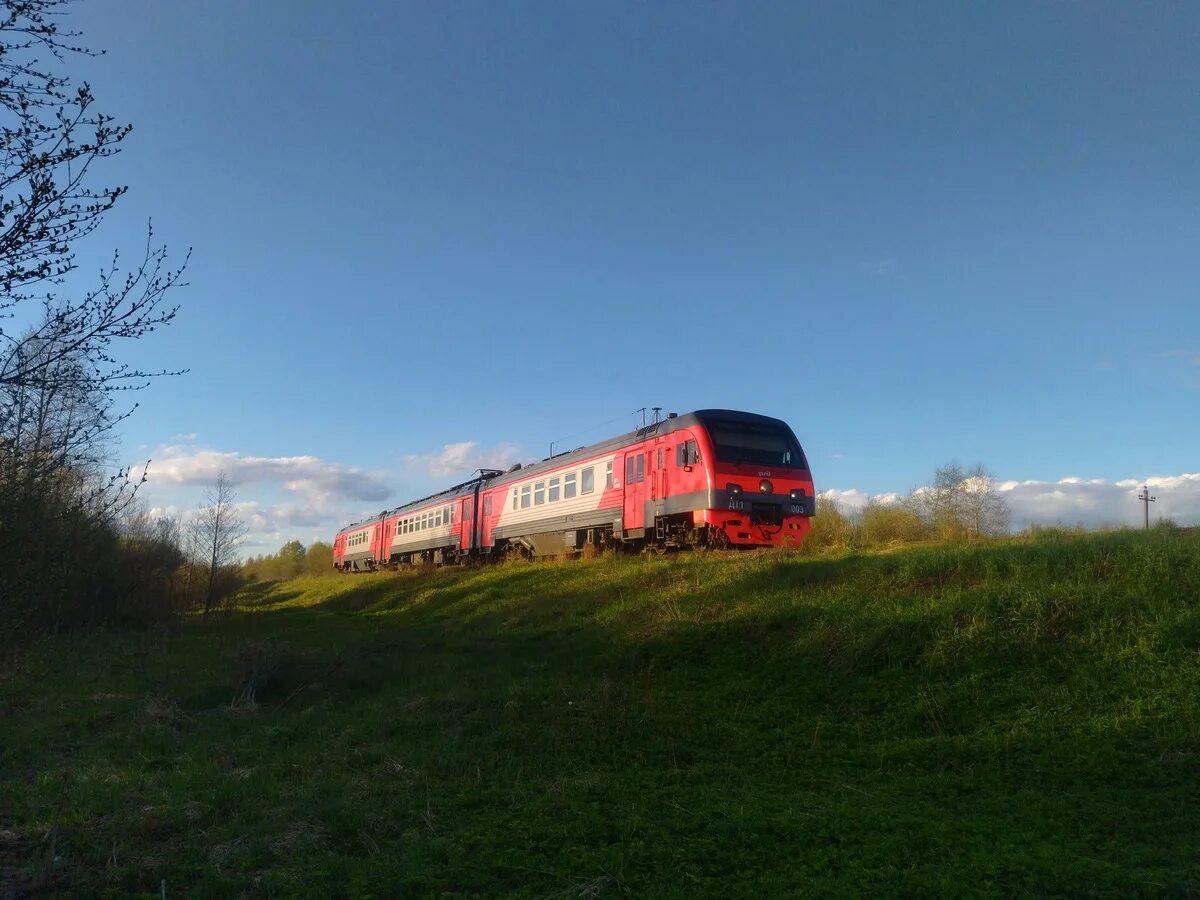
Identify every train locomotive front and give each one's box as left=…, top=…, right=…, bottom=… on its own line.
left=626, top=409, right=816, bottom=550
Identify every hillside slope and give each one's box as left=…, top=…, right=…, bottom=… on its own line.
left=3, top=530, right=1199, bottom=897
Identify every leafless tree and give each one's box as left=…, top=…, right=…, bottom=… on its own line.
left=0, top=0, right=186, bottom=508
left=915, top=462, right=1010, bottom=540
left=0, top=0, right=188, bottom=635
left=191, top=471, right=246, bottom=613
left=959, top=463, right=1010, bottom=539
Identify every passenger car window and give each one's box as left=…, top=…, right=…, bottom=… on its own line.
left=564, top=472, right=577, bottom=498
left=534, top=481, right=545, bottom=505
left=548, top=476, right=560, bottom=502
left=581, top=467, right=594, bottom=493
left=520, top=485, right=531, bottom=509
left=606, top=461, right=614, bottom=487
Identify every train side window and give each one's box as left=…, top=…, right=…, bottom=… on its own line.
left=581, top=466, right=594, bottom=494
left=548, top=476, right=560, bottom=502
left=512, top=491, right=518, bottom=511
left=676, top=444, right=685, bottom=466
left=606, top=461, right=613, bottom=488
left=636, top=454, right=645, bottom=483
left=484, top=495, right=492, bottom=515
left=520, top=485, right=531, bottom=509
left=447, top=505, right=453, bottom=524
left=657, top=448, right=664, bottom=469
left=462, top=501, right=470, bottom=521
left=625, top=457, right=634, bottom=484
left=564, top=472, right=577, bottom=499
left=534, top=481, right=545, bottom=505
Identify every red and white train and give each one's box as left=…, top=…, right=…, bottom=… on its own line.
left=332, top=409, right=816, bottom=570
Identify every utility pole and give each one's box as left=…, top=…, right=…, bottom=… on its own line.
left=1136, top=485, right=1157, bottom=530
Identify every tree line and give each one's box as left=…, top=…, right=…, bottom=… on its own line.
left=803, top=463, right=1011, bottom=552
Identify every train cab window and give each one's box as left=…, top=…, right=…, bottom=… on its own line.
left=581, top=466, right=594, bottom=494
left=636, top=454, right=645, bottom=483
left=520, top=485, right=531, bottom=509
left=606, top=461, right=614, bottom=488
left=564, top=472, right=577, bottom=499
left=625, top=457, right=635, bottom=484
left=678, top=439, right=700, bottom=466
left=548, top=476, right=560, bottom=502
left=534, top=481, right=545, bottom=505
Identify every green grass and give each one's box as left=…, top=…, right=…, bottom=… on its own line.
left=3, top=529, right=1200, bottom=897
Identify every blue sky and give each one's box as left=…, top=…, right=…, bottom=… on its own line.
left=59, top=1, right=1199, bottom=547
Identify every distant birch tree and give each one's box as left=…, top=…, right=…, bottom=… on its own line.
left=192, top=471, right=246, bottom=612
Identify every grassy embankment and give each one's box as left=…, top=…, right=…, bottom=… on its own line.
left=3, top=529, right=1199, bottom=897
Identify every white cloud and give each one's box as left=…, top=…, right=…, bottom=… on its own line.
left=822, top=473, right=1200, bottom=529
left=1000, top=473, right=1200, bottom=528
left=1164, top=349, right=1200, bottom=367
left=817, top=488, right=903, bottom=510
left=136, top=444, right=397, bottom=556
left=404, top=441, right=522, bottom=478
left=859, top=258, right=897, bottom=278
left=148, top=446, right=391, bottom=503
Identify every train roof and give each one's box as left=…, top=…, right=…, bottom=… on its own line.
left=474, top=408, right=797, bottom=489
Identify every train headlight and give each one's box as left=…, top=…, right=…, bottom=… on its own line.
left=759, top=479, right=773, bottom=494
left=790, top=489, right=806, bottom=501
left=727, top=483, right=742, bottom=495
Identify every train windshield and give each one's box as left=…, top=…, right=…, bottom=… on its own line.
left=706, top=420, right=806, bottom=468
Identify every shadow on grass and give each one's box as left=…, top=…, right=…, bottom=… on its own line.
left=186, top=530, right=1200, bottom=740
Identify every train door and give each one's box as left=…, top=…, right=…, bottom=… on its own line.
left=461, top=495, right=473, bottom=552
left=621, top=447, right=649, bottom=534
left=372, top=522, right=383, bottom=565
left=652, top=441, right=668, bottom=526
